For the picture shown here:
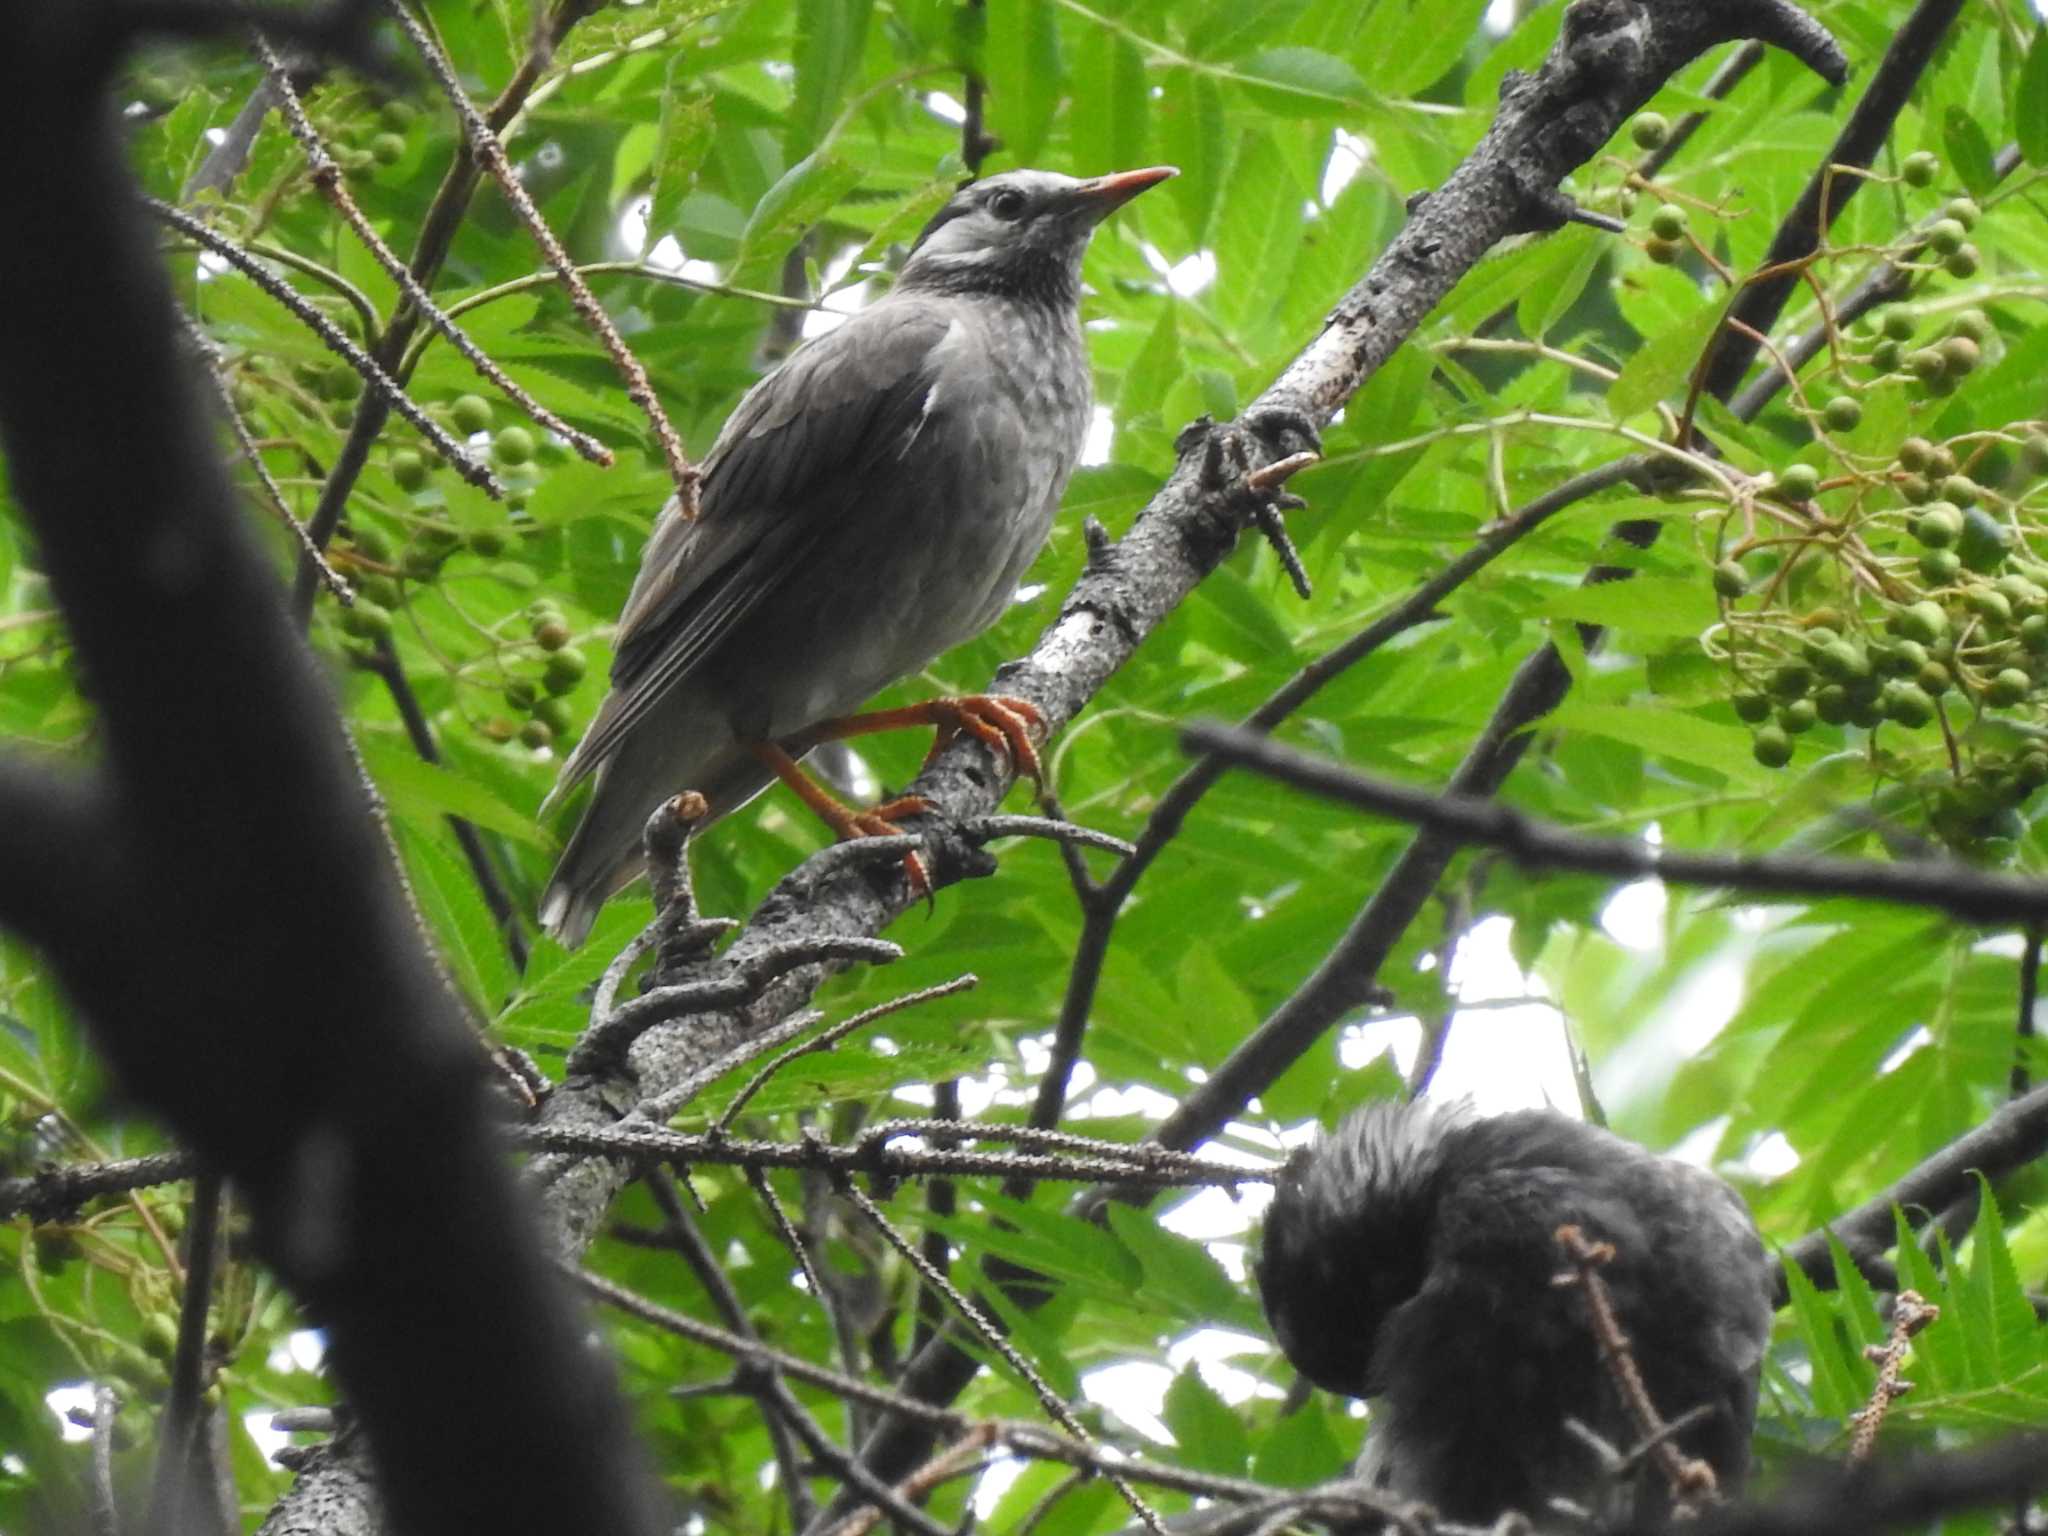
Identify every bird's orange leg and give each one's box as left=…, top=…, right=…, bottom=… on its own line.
left=748, top=742, right=934, bottom=895
left=800, top=694, right=1045, bottom=782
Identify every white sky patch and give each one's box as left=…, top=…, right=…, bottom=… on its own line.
left=1882, top=1025, right=1933, bottom=1073
left=1081, top=405, right=1114, bottom=465
left=1436, top=916, right=1579, bottom=1113
left=1485, top=0, right=1520, bottom=32
left=1141, top=242, right=1218, bottom=298
left=1745, top=1131, right=1800, bottom=1179
left=1601, top=878, right=1667, bottom=950
left=1083, top=1360, right=1174, bottom=1442
left=1321, top=130, right=1370, bottom=206
left=617, top=195, right=722, bottom=286
left=1167, top=1331, right=1282, bottom=1400
left=974, top=1455, right=1027, bottom=1517
left=245, top=1410, right=291, bottom=1465
left=926, top=90, right=967, bottom=124
left=44, top=1383, right=95, bottom=1443
left=803, top=245, right=871, bottom=339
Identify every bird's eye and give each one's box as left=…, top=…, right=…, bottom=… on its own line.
left=987, top=188, right=1028, bottom=221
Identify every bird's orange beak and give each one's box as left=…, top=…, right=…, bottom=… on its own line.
left=1068, top=165, right=1178, bottom=219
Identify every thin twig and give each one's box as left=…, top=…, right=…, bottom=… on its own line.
left=250, top=28, right=612, bottom=466
left=822, top=1423, right=999, bottom=1536
left=1848, top=1290, right=1939, bottom=1463
left=837, top=1180, right=1167, bottom=1535
left=382, top=0, right=695, bottom=504
left=1554, top=1225, right=1719, bottom=1513
left=2016, top=926, right=2041, bottom=1100
left=148, top=1174, right=226, bottom=1536
left=966, top=815, right=1135, bottom=858
left=90, top=1386, right=121, bottom=1536
left=714, top=975, right=979, bottom=1134
left=148, top=197, right=499, bottom=491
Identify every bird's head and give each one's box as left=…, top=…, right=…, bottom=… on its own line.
left=899, top=165, right=1176, bottom=307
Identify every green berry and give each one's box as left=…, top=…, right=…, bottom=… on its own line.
left=449, top=394, right=493, bottom=435
left=1649, top=203, right=1687, bottom=241
left=1928, top=443, right=1958, bottom=478
left=493, top=426, right=536, bottom=465
left=1871, top=339, right=1903, bottom=372
left=347, top=523, right=393, bottom=563
left=542, top=647, right=586, bottom=694
left=2023, top=614, right=2048, bottom=654
left=338, top=599, right=392, bottom=639
left=519, top=719, right=555, bottom=750
left=468, top=527, right=508, bottom=557
left=1822, top=396, right=1862, bottom=432
left=356, top=574, right=401, bottom=609
left=1928, top=218, right=1967, bottom=256
left=1995, top=575, right=2043, bottom=610
left=1951, top=308, right=1990, bottom=343
left=1937, top=337, right=1980, bottom=378
left=1777, top=463, right=1821, bottom=501
left=1882, top=309, right=1919, bottom=343
left=1987, top=668, right=2032, bottom=707
left=1912, top=503, right=1962, bottom=547
left=1752, top=725, right=1794, bottom=767
left=1945, top=243, right=1980, bottom=279
left=1918, top=661, right=1953, bottom=695
left=503, top=678, right=539, bottom=710
left=370, top=132, right=406, bottom=166
left=1644, top=236, right=1683, bottom=265
left=1919, top=548, right=1962, bottom=585
left=1902, top=151, right=1940, bottom=188
left=1908, top=348, right=1947, bottom=383
left=1896, top=472, right=1932, bottom=504
left=1815, top=640, right=1870, bottom=682
left=1945, top=197, right=1980, bottom=229
left=379, top=100, right=418, bottom=132
left=2019, top=752, right=2048, bottom=790
left=1778, top=698, right=1819, bottom=734
left=1886, top=639, right=1930, bottom=675
left=1959, top=506, right=2013, bottom=572
left=1768, top=662, right=1814, bottom=700
left=1897, top=437, right=1934, bottom=472
left=1882, top=681, right=1937, bottom=727
left=481, top=716, right=517, bottom=743
left=1814, top=685, right=1852, bottom=726
left=1732, top=690, right=1772, bottom=723
left=1898, top=601, right=1949, bottom=644
left=534, top=618, right=571, bottom=651
left=532, top=696, right=575, bottom=736
left=1712, top=559, right=1749, bottom=598
left=390, top=449, right=427, bottom=491
left=1968, top=588, right=2015, bottom=627
left=1630, top=113, right=1670, bottom=150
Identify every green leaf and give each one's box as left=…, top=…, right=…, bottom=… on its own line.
left=1550, top=702, right=1774, bottom=784
left=1538, top=576, right=1717, bottom=638
left=360, top=735, right=547, bottom=848
left=1104, top=1204, right=1265, bottom=1329
left=1781, top=1248, right=1863, bottom=1417
left=1235, top=48, right=1367, bottom=118
left=2018, top=26, right=2048, bottom=166
left=788, top=0, right=875, bottom=155
left=396, top=825, right=516, bottom=1012
left=984, top=0, right=1061, bottom=163
left=1071, top=29, right=1149, bottom=173
left=1941, top=104, right=1997, bottom=197
left=1376, top=0, right=1489, bottom=95
left=1158, top=70, right=1230, bottom=244
left=1163, top=1365, right=1251, bottom=1475
left=1609, top=303, right=1723, bottom=418
left=648, top=67, right=714, bottom=243
left=734, top=150, right=863, bottom=266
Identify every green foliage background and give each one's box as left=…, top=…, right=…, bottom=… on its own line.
left=2, top=0, right=2048, bottom=1528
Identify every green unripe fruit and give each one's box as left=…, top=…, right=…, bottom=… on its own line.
left=1649, top=203, right=1686, bottom=241
left=33, top=1229, right=80, bottom=1273
left=1799, top=627, right=1841, bottom=661
left=1882, top=681, right=1937, bottom=727
left=401, top=548, right=442, bottom=582
left=1951, top=308, right=1990, bottom=342
left=1644, top=236, right=1683, bottom=265
left=1945, top=197, right=1980, bottom=229
left=2023, top=614, right=2048, bottom=654
left=1919, top=548, right=1962, bottom=585
left=1995, top=575, right=2043, bottom=609
left=1959, top=506, right=2013, bottom=571
left=370, top=132, right=406, bottom=166
left=1777, top=463, right=1821, bottom=501
left=1777, top=699, right=1818, bottom=734
left=1884, top=639, right=1930, bottom=675
left=1732, top=690, right=1772, bottom=723
left=338, top=599, right=392, bottom=639
left=1987, top=668, right=2032, bottom=707
left=503, top=678, right=539, bottom=710
left=1813, top=685, right=1852, bottom=725
left=449, top=394, right=493, bottom=435
left=1815, top=640, right=1869, bottom=682
left=1945, top=244, right=1980, bottom=279
left=417, top=521, right=462, bottom=552
left=1908, top=348, right=1947, bottom=382
left=533, top=618, right=571, bottom=651
left=532, top=696, right=575, bottom=736
left=1822, top=396, right=1862, bottom=432
left=1630, top=113, right=1670, bottom=150
left=2020, top=752, right=2048, bottom=790
left=1883, top=309, right=1919, bottom=343
left=1712, top=559, right=1749, bottom=598
left=1898, top=601, right=1949, bottom=643
left=1901, top=151, right=1940, bottom=188
left=2023, top=433, right=2048, bottom=473
left=481, top=716, right=517, bottom=742
left=1898, top=437, right=1934, bottom=472
left=1938, top=337, right=1980, bottom=377
left=542, top=648, right=586, bottom=694
left=493, top=426, right=536, bottom=465
left=1913, top=504, right=1962, bottom=547
left=1927, top=443, right=1958, bottom=478
left=347, top=523, right=393, bottom=563
left=1768, top=662, right=1814, bottom=699
left=1871, top=339, right=1902, bottom=372
left=143, top=1313, right=182, bottom=1362
left=356, top=574, right=401, bottom=609
left=1928, top=218, right=1967, bottom=256
left=519, top=719, right=554, bottom=750
left=1752, top=726, right=1794, bottom=767
left=1968, top=588, right=2014, bottom=627
left=1896, top=472, right=1932, bottom=504
left=390, top=449, right=427, bottom=491
left=1917, top=661, right=1952, bottom=694
left=527, top=601, right=565, bottom=627
left=379, top=100, right=418, bottom=132
left=468, top=527, right=508, bottom=557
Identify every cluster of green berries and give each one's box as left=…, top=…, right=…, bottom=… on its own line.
left=484, top=602, right=586, bottom=752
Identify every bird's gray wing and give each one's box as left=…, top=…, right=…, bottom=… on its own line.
left=558, top=299, right=958, bottom=786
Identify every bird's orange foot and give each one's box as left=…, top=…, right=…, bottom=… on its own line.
left=748, top=742, right=937, bottom=897
left=805, top=694, right=1045, bottom=783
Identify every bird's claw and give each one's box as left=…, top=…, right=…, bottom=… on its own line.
left=922, top=693, right=1044, bottom=782
left=1241, top=405, right=1322, bottom=463
left=847, top=795, right=937, bottom=904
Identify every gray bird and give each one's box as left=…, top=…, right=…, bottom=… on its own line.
left=538, top=165, right=1175, bottom=946
left=1255, top=1100, right=1772, bottom=1527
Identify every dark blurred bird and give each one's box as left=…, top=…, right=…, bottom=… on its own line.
left=1254, top=1100, right=1772, bottom=1527
left=539, top=164, right=1176, bottom=946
